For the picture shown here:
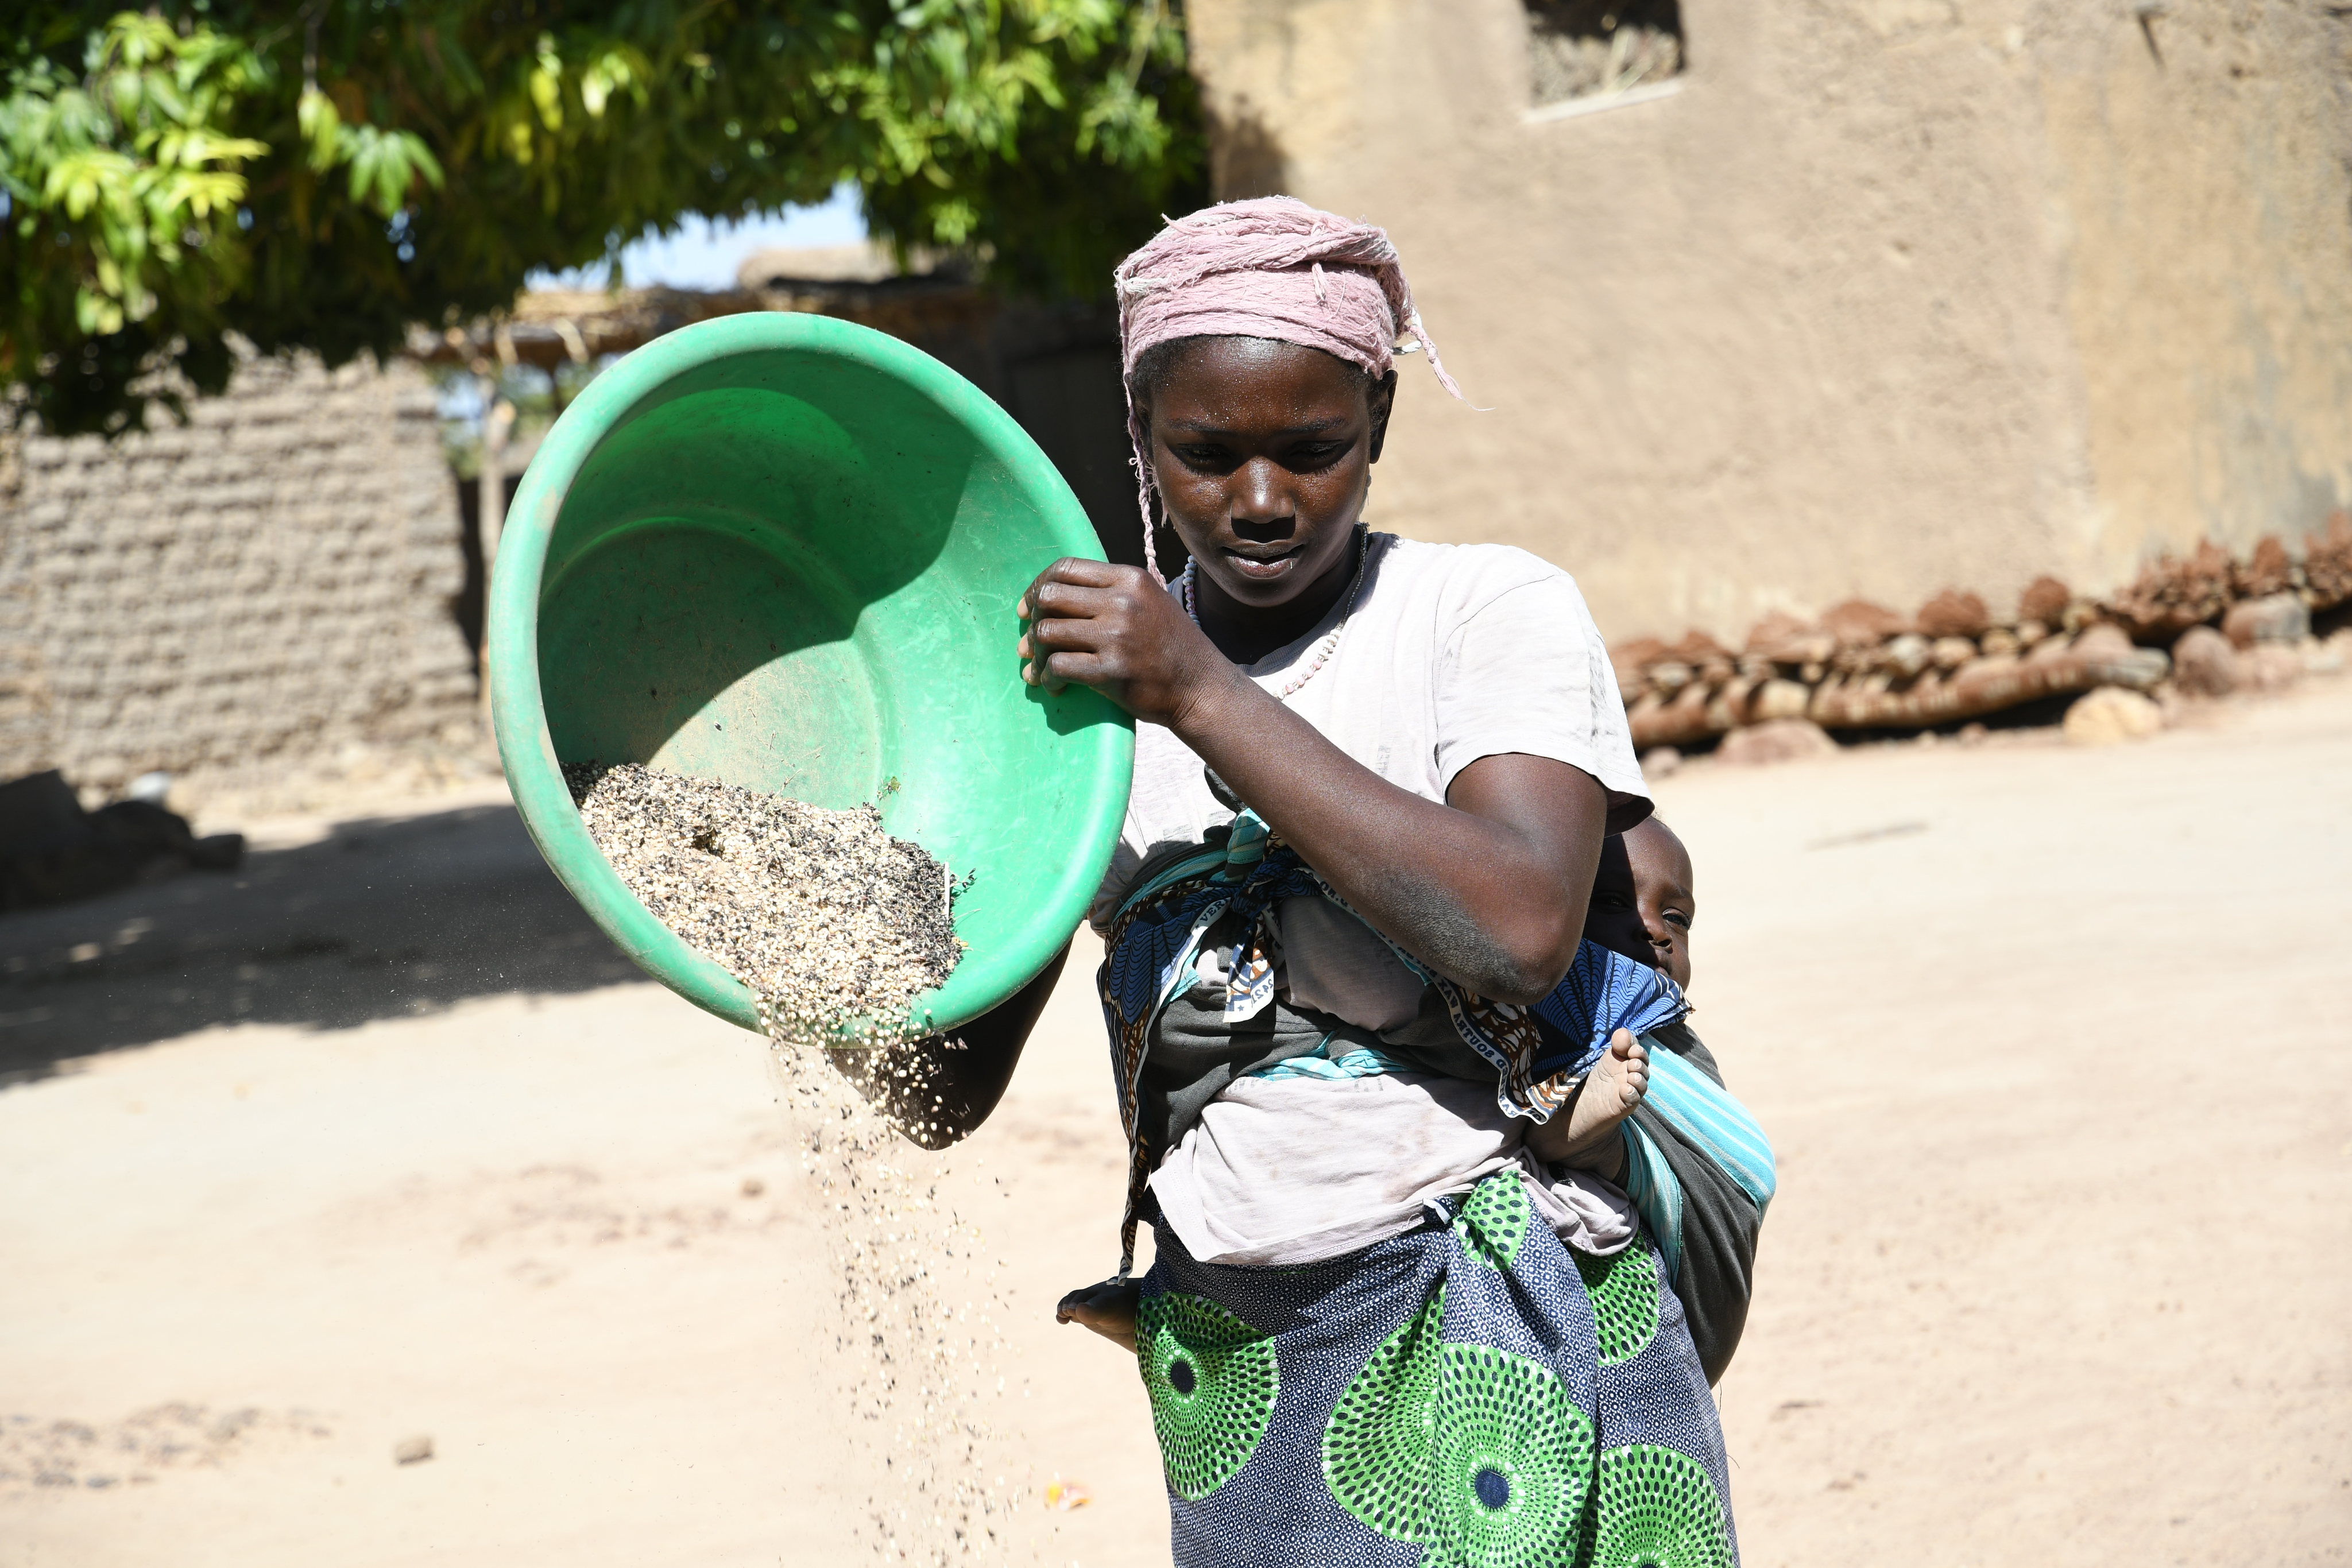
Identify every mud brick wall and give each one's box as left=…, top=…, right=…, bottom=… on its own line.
left=0, top=355, right=477, bottom=793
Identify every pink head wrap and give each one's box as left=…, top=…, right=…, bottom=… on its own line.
left=1113, top=196, right=1465, bottom=580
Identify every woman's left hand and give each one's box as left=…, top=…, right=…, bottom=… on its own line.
left=1017, top=558, right=1237, bottom=730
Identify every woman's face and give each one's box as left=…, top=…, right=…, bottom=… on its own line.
left=1142, top=337, right=1394, bottom=613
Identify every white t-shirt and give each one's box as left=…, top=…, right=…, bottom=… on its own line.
left=1091, top=532, right=1650, bottom=1031
left=1093, top=532, right=1651, bottom=1268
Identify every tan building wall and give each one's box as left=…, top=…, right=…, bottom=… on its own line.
left=0, top=355, right=478, bottom=793
left=1186, top=0, right=2352, bottom=642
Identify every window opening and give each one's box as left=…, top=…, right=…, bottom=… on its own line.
left=1523, top=0, right=1685, bottom=109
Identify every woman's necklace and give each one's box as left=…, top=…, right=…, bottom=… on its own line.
left=1181, top=526, right=1372, bottom=700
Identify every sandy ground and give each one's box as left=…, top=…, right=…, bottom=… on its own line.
left=3, top=683, right=2349, bottom=1566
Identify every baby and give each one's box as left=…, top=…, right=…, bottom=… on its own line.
left=1570, top=814, right=1764, bottom=1385
left=1523, top=816, right=1694, bottom=1172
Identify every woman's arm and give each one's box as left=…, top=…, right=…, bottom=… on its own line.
left=830, top=942, right=1069, bottom=1148
left=1020, top=561, right=1606, bottom=1004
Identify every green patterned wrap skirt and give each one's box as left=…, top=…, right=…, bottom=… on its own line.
left=1136, top=1168, right=1737, bottom=1567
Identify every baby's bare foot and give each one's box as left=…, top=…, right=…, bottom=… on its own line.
left=1529, top=1028, right=1649, bottom=1170
left=1055, top=1277, right=1140, bottom=1352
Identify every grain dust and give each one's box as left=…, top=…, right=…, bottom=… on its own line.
left=568, top=762, right=1015, bottom=1561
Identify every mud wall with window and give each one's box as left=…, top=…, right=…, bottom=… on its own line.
left=0, top=355, right=478, bottom=795
left=1185, top=0, right=2352, bottom=642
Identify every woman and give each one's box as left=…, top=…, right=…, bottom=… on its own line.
left=908, top=198, right=1742, bottom=1567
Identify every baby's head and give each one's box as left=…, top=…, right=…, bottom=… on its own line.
left=1582, top=816, right=1697, bottom=991
left=1623, top=817, right=1695, bottom=991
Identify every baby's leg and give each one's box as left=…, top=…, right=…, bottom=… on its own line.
left=1056, top=1277, right=1140, bottom=1352
left=1527, top=1028, right=1649, bottom=1174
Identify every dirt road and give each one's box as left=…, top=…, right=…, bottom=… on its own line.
left=3, top=682, right=2348, bottom=1566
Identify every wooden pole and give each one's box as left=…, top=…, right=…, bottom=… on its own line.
left=475, top=375, right=515, bottom=722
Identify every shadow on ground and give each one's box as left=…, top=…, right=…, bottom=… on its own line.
left=0, top=803, right=642, bottom=1083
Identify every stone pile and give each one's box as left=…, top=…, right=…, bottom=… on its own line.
left=0, top=768, right=242, bottom=912
left=1615, top=514, right=2352, bottom=753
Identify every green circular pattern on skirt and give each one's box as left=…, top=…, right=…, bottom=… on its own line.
left=1428, top=1342, right=1592, bottom=1568
left=1452, top=1170, right=1530, bottom=1271
left=1573, top=1232, right=1661, bottom=1365
left=1322, top=1286, right=1445, bottom=1542
left=1587, top=1444, right=1734, bottom=1568
left=1138, top=1291, right=1279, bottom=1501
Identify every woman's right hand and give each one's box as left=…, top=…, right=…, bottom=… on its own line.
left=1055, top=1276, right=1141, bottom=1352
left=1017, top=558, right=1240, bottom=730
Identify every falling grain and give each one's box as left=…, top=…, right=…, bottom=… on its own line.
left=565, top=761, right=1013, bottom=1562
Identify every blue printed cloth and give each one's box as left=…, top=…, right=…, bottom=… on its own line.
left=1248, top=1037, right=1417, bottom=1082
left=1139, top=1169, right=1739, bottom=1567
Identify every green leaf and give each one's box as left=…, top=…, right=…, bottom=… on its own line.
left=4, top=0, right=1204, bottom=436
left=299, top=86, right=341, bottom=172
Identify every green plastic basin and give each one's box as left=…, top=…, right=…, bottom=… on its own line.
left=487, top=312, right=1134, bottom=1044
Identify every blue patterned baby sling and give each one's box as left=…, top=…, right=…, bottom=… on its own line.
left=1095, top=811, right=1753, bottom=1276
